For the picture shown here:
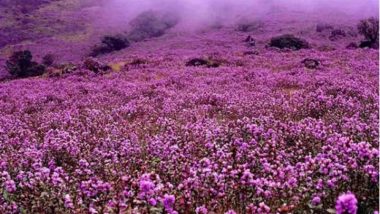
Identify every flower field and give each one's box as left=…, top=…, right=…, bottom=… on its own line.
left=0, top=4, right=378, bottom=214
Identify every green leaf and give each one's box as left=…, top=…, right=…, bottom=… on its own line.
left=3, top=190, right=10, bottom=201
left=20, top=207, right=27, bottom=214
left=326, top=208, right=336, bottom=213
left=150, top=207, right=164, bottom=214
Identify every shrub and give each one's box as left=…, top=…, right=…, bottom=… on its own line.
left=244, top=35, right=256, bottom=47
left=84, top=58, right=110, bottom=74
left=269, top=34, right=310, bottom=50
left=186, top=58, right=222, bottom=68
left=45, top=63, right=77, bottom=78
left=5, top=50, right=45, bottom=78
left=317, top=45, right=336, bottom=52
left=346, top=42, right=358, bottom=50
left=346, top=26, right=358, bottom=37
left=90, top=35, right=130, bottom=57
left=302, top=58, right=320, bottom=69
left=329, top=29, right=346, bottom=41
left=186, top=58, right=209, bottom=67
left=42, top=54, right=55, bottom=66
left=128, top=58, right=148, bottom=67
left=127, top=11, right=179, bottom=42
left=316, top=23, right=334, bottom=32
left=243, top=50, right=259, bottom=56
left=236, top=20, right=263, bottom=32
left=357, top=17, right=379, bottom=49
left=359, top=40, right=376, bottom=49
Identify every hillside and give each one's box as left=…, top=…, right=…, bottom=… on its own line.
left=0, top=2, right=379, bottom=213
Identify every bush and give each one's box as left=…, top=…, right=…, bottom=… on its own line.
left=5, top=50, right=45, bottom=78
left=357, top=17, right=379, bottom=49
left=83, top=58, right=110, bottom=74
left=244, top=35, right=256, bottom=47
left=127, top=11, right=179, bottom=42
left=316, top=23, right=334, bottom=32
left=186, top=58, right=209, bottom=67
left=359, top=40, right=376, bottom=49
left=45, top=63, right=77, bottom=78
left=129, top=58, right=148, bottom=66
left=346, top=42, right=358, bottom=50
left=186, top=58, right=221, bottom=68
left=243, top=50, right=259, bottom=56
left=237, top=20, right=263, bottom=32
left=302, top=58, right=320, bottom=69
left=42, top=54, right=55, bottom=66
left=269, top=34, right=310, bottom=50
left=90, top=35, right=130, bottom=57
left=329, top=29, right=346, bottom=41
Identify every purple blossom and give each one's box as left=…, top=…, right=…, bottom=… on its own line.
left=140, top=180, right=155, bottom=193
left=311, top=196, right=321, bottom=206
left=64, top=194, right=74, bottom=209
left=89, top=207, right=98, bottom=214
left=335, top=192, right=358, bottom=214
left=195, top=205, right=208, bottom=214
left=148, top=198, right=157, bottom=206
left=163, top=194, right=175, bottom=210
left=4, top=179, right=16, bottom=193
left=258, top=202, right=271, bottom=213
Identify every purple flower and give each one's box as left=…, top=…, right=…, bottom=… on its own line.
left=89, top=207, right=98, bottom=214
left=4, top=179, right=16, bottom=193
left=64, top=194, right=74, bottom=209
left=335, top=192, right=358, bottom=214
left=148, top=198, right=157, bottom=206
left=311, top=196, right=321, bottom=206
left=196, top=205, right=208, bottom=214
left=139, top=180, right=155, bottom=193
left=258, top=202, right=270, bottom=212
left=163, top=194, right=175, bottom=210
left=52, top=172, right=63, bottom=186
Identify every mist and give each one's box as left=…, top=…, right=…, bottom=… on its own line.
left=92, top=0, right=379, bottom=32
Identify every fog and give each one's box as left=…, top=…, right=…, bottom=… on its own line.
left=91, top=0, right=378, bottom=32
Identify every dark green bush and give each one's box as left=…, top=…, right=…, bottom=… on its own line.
left=127, top=11, right=179, bottom=42
left=269, top=34, right=310, bottom=50
left=329, top=29, right=346, bottom=41
left=237, top=20, right=263, bottom=32
left=357, top=17, right=379, bottom=49
left=316, top=23, right=334, bottom=32
left=5, top=50, right=45, bottom=78
left=186, top=58, right=221, bottom=68
left=42, top=54, right=55, bottom=66
left=84, top=58, right=110, bottom=74
left=90, top=35, right=130, bottom=57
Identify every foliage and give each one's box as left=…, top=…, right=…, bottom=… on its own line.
left=83, top=58, right=110, bottom=74
left=357, top=17, right=379, bottom=49
left=237, top=20, right=264, bottom=32
left=5, top=50, right=45, bottom=78
left=127, top=11, right=179, bottom=42
left=42, top=54, right=55, bottom=67
left=269, top=34, right=310, bottom=50
left=90, top=35, right=130, bottom=57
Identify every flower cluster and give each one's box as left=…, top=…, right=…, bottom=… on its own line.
left=335, top=193, right=358, bottom=214
left=0, top=15, right=378, bottom=213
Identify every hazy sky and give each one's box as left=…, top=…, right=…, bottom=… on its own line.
left=94, top=0, right=379, bottom=31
